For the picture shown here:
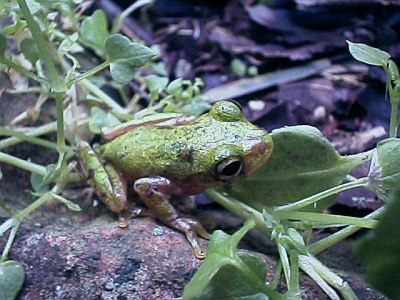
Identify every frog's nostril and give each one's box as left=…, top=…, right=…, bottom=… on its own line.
left=251, top=142, right=267, bottom=155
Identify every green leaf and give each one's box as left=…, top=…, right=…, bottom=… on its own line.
left=231, top=58, right=247, bottom=77
left=355, top=187, right=400, bottom=299
left=105, top=34, right=155, bottom=62
left=80, top=10, right=109, bottom=53
left=347, top=41, right=390, bottom=66
left=0, top=33, right=6, bottom=57
left=223, top=125, right=367, bottom=211
left=30, top=172, right=50, bottom=194
left=183, top=221, right=273, bottom=300
left=0, top=260, right=25, bottom=300
left=376, top=138, right=400, bottom=189
left=20, top=38, right=40, bottom=64
left=105, top=34, right=155, bottom=84
left=166, top=78, right=183, bottom=96
left=144, top=74, right=169, bottom=100
left=88, top=107, right=120, bottom=134
left=2, top=20, right=27, bottom=36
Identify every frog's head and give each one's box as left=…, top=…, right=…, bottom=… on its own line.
left=205, top=101, right=273, bottom=182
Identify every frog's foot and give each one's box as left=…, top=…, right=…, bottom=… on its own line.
left=77, top=141, right=128, bottom=214
left=168, top=217, right=210, bottom=258
left=134, top=177, right=209, bottom=259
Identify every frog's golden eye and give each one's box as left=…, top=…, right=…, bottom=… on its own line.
left=215, top=156, right=243, bottom=180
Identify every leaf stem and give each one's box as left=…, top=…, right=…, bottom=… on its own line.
left=0, top=151, right=47, bottom=176
left=0, top=122, right=57, bottom=150
left=65, top=61, right=110, bottom=88
left=79, top=78, right=126, bottom=115
left=205, top=189, right=272, bottom=237
left=308, top=206, right=384, bottom=255
left=111, top=0, right=154, bottom=34
left=274, top=178, right=369, bottom=212
left=0, top=126, right=58, bottom=150
left=274, top=211, right=378, bottom=229
left=16, top=0, right=62, bottom=90
left=0, top=56, right=48, bottom=86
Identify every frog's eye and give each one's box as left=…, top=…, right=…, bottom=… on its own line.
left=215, top=156, right=243, bottom=180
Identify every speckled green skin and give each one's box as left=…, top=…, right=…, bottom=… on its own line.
left=101, top=101, right=273, bottom=194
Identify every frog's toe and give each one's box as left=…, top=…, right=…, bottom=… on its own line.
left=171, top=217, right=209, bottom=258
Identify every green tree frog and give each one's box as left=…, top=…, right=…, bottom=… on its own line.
left=77, top=101, right=273, bottom=258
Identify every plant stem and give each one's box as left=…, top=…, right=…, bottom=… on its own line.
left=79, top=79, right=126, bottom=115
left=274, top=211, right=378, bottom=229
left=389, top=97, right=398, bottom=137
left=17, top=0, right=62, bottom=90
left=274, top=178, right=369, bottom=212
left=205, top=189, right=272, bottom=237
left=288, top=250, right=300, bottom=296
left=308, top=206, right=385, bottom=255
left=111, top=0, right=154, bottom=34
left=0, top=151, right=47, bottom=176
left=0, top=122, right=57, bottom=150
left=54, top=92, right=67, bottom=166
left=0, top=222, right=19, bottom=263
left=303, top=255, right=358, bottom=300
left=65, top=61, right=110, bottom=88
left=0, top=126, right=58, bottom=150
left=0, top=151, right=82, bottom=182
left=0, top=57, right=48, bottom=86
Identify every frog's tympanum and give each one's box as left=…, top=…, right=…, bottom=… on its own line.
left=78, top=101, right=273, bottom=258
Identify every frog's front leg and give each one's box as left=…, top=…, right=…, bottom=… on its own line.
left=134, top=177, right=210, bottom=258
left=77, top=141, right=129, bottom=227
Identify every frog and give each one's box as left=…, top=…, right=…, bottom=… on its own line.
left=77, top=100, right=273, bottom=258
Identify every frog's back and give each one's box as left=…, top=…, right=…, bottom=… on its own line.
left=101, top=122, right=205, bottom=180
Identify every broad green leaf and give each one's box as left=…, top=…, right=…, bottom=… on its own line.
left=0, top=33, right=6, bottom=57
left=183, top=221, right=273, bottom=300
left=0, top=260, right=25, bottom=300
left=105, top=34, right=155, bottom=84
left=80, top=10, right=109, bottom=53
left=376, top=138, right=400, bottom=189
left=347, top=41, right=390, bottom=66
left=20, top=38, right=40, bottom=64
left=105, top=34, right=155, bottom=62
left=355, top=187, right=400, bottom=299
left=223, top=125, right=368, bottom=211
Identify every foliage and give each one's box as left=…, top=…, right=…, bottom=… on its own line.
left=355, top=187, right=400, bottom=300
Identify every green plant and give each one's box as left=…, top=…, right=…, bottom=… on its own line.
left=181, top=42, right=400, bottom=299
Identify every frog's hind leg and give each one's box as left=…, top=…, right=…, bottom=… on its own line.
left=77, top=141, right=129, bottom=227
left=134, top=177, right=210, bottom=258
